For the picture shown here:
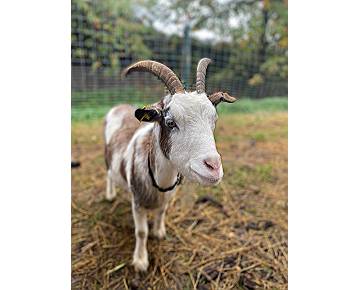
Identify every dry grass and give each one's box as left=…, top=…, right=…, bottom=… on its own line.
left=72, top=112, right=288, bottom=289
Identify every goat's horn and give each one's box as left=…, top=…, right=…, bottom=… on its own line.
left=196, top=58, right=212, bottom=94
left=122, top=60, right=184, bottom=95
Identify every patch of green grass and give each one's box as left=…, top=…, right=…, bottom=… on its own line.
left=227, top=167, right=249, bottom=188
left=255, top=164, right=273, bottom=182
left=245, top=126, right=288, bottom=142
left=72, top=106, right=115, bottom=122
left=226, top=163, right=275, bottom=190
left=247, top=132, right=267, bottom=142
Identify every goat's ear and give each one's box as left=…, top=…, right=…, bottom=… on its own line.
left=135, top=107, right=162, bottom=122
left=208, top=92, right=237, bottom=107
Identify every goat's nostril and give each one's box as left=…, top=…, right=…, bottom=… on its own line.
left=204, top=160, right=215, bottom=170
left=204, top=157, right=221, bottom=171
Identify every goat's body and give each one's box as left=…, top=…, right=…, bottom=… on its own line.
left=104, top=104, right=178, bottom=271
left=102, top=58, right=233, bottom=272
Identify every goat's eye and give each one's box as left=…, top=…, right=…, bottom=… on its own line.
left=165, top=118, right=176, bottom=129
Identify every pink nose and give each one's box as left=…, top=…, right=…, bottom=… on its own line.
left=204, top=155, right=222, bottom=171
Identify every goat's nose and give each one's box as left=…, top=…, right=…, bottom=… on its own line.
left=204, top=155, right=222, bottom=171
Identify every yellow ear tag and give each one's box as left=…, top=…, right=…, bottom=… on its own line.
left=140, top=113, right=150, bottom=122
left=139, top=105, right=151, bottom=122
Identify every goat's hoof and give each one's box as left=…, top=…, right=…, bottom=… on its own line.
left=132, top=257, right=149, bottom=272
left=105, top=193, right=116, bottom=202
left=153, top=227, right=166, bottom=239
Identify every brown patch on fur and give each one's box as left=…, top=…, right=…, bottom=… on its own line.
left=106, top=127, right=136, bottom=170
left=104, top=118, right=110, bottom=170
left=105, top=105, right=139, bottom=170
left=130, top=139, right=149, bottom=207
left=120, top=159, right=127, bottom=182
left=130, top=128, right=164, bottom=209
left=137, top=231, right=145, bottom=239
left=149, top=141, right=156, bottom=174
left=159, top=118, right=172, bottom=158
left=130, top=139, right=138, bottom=189
left=104, top=146, right=110, bottom=170
left=140, top=127, right=153, bottom=152
left=130, top=128, right=152, bottom=193
left=140, top=99, right=171, bottom=158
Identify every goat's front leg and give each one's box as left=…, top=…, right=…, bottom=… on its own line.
left=106, top=170, right=116, bottom=201
left=153, top=203, right=168, bottom=239
left=132, top=201, right=149, bottom=272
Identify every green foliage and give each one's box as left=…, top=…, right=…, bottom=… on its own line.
left=71, top=0, right=152, bottom=73
left=260, top=55, right=288, bottom=79
left=147, top=0, right=223, bottom=28
left=209, top=0, right=288, bottom=95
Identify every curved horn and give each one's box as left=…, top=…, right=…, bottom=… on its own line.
left=196, top=58, right=212, bottom=94
left=122, top=60, right=184, bottom=95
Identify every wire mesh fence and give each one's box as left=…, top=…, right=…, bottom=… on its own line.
left=71, top=0, right=288, bottom=120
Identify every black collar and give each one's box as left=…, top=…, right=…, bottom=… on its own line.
left=148, top=154, right=182, bottom=192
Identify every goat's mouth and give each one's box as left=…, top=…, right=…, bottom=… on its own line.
left=190, top=169, right=221, bottom=185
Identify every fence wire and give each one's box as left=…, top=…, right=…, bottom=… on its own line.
left=71, top=1, right=287, bottom=120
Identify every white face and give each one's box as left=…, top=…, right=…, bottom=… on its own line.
left=161, top=91, right=224, bottom=185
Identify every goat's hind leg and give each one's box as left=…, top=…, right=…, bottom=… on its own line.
left=105, top=170, right=116, bottom=201
left=132, top=200, right=149, bottom=272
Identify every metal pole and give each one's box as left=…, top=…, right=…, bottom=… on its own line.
left=182, top=23, right=192, bottom=90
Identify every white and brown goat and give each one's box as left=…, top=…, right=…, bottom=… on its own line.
left=104, top=58, right=236, bottom=271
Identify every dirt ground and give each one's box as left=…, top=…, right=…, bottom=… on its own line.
left=71, top=112, right=288, bottom=290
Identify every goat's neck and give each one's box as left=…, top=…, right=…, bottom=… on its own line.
left=150, top=125, right=178, bottom=189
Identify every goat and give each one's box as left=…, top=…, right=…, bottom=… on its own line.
left=104, top=58, right=236, bottom=272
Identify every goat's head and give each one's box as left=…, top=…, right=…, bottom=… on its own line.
left=123, top=59, right=236, bottom=185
